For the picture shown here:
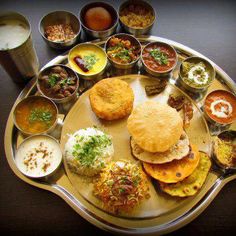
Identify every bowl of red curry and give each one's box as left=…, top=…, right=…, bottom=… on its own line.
left=141, top=41, right=177, bottom=77
left=203, top=90, right=236, bottom=126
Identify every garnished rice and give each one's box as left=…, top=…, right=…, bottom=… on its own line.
left=65, top=127, right=114, bottom=176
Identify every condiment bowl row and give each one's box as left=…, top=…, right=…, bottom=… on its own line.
left=38, top=1, right=157, bottom=49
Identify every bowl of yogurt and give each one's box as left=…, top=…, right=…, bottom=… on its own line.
left=15, top=135, right=62, bottom=178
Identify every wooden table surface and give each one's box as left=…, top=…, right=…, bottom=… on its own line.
left=1, top=0, right=236, bottom=235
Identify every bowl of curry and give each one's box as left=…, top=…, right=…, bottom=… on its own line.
left=141, top=41, right=177, bottom=77
left=105, top=33, right=141, bottom=69
left=37, top=65, right=79, bottom=104
left=13, top=96, right=58, bottom=136
left=203, top=90, right=236, bottom=126
left=179, top=56, right=215, bottom=93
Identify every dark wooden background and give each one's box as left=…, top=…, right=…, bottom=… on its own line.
left=1, top=0, right=236, bottom=235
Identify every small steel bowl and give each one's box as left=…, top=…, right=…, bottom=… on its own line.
left=68, top=43, right=107, bottom=80
left=203, top=90, right=236, bottom=126
left=141, top=41, right=178, bottom=77
left=37, top=64, right=79, bottom=104
left=105, top=33, right=141, bottom=69
left=213, top=130, right=236, bottom=170
left=14, top=134, right=63, bottom=178
left=39, top=11, right=81, bottom=50
left=13, top=96, right=58, bottom=136
left=79, top=2, right=118, bottom=39
left=119, top=0, right=156, bottom=36
left=179, top=56, right=215, bottom=93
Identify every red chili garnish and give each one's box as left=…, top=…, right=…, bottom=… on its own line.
left=73, top=56, right=88, bottom=72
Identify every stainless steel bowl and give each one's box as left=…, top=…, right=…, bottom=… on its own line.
left=179, top=56, right=215, bottom=93
left=13, top=96, right=58, bottom=136
left=203, top=89, right=236, bottom=126
left=68, top=43, right=107, bottom=80
left=141, top=41, right=178, bottom=77
left=79, top=2, right=118, bottom=39
left=105, top=33, right=141, bottom=69
left=14, top=134, right=63, bottom=178
left=37, top=64, right=79, bottom=104
left=213, top=130, right=236, bottom=170
left=119, top=0, right=156, bottom=36
left=39, top=11, right=81, bottom=50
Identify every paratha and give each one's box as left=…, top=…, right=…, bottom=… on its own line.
left=143, top=145, right=200, bottom=183
left=159, top=152, right=211, bottom=197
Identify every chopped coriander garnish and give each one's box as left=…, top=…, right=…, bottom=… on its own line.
left=119, top=188, right=126, bottom=193
left=29, top=108, right=53, bottom=126
left=59, top=77, right=74, bottom=86
left=115, top=48, right=131, bottom=61
left=149, top=48, right=169, bottom=65
left=108, top=43, right=132, bottom=62
left=83, top=54, right=99, bottom=70
left=48, top=74, right=59, bottom=87
left=72, top=134, right=112, bottom=167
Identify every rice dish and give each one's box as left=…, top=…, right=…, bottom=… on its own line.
left=65, top=127, right=114, bottom=176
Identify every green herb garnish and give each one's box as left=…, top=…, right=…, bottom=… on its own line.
left=48, top=74, right=59, bottom=87
left=115, top=48, right=131, bottom=61
left=59, top=77, right=74, bottom=86
left=108, top=43, right=132, bottom=62
left=119, top=188, right=126, bottom=193
left=72, top=133, right=112, bottom=167
left=150, top=48, right=169, bottom=65
left=83, top=54, right=99, bottom=70
left=29, top=108, right=53, bottom=126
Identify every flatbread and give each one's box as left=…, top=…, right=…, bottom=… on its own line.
left=143, top=145, right=200, bottom=183
left=130, top=132, right=190, bottom=164
left=127, top=101, right=183, bottom=153
left=159, top=152, right=211, bottom=197
left=89, top=78, right=134, bottom=120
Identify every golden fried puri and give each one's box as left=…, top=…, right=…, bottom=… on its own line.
left=89, top=78, right=134, bottom=120
left=127, top=101, right=183, bottom=153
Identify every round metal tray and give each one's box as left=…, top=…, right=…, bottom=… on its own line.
left=4, top=36, right=236, bottom=235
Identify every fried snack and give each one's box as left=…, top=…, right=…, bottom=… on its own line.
left=167, top=94, right=185, bottom=111
left=93, top=160, right=150, bottom=214
left=127, top=101, right=183, bottom=153
left=159, top=152, right=211, bottom=197
left=89, top=78, right=134, bottom=120
left=183, top=101, right=193, bottom=129
left=143, top=145, right=200, bottom=183
left=130, top=132, right=190, bottom=164
left=145, top=79, right=167, bottom=96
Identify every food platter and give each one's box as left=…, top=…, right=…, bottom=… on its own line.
left=4, top=35, right=236, bottom=235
